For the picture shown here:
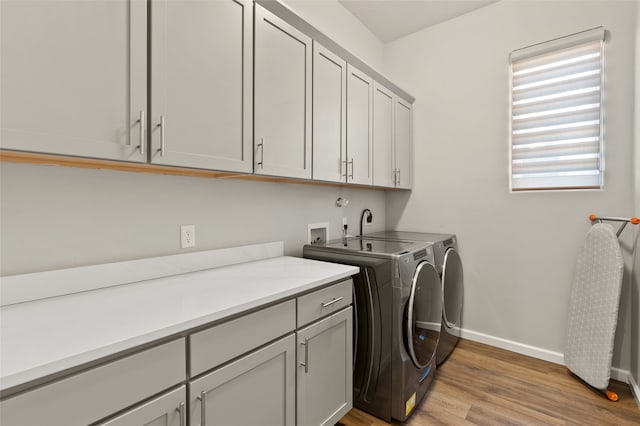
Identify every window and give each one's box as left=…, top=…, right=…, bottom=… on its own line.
left=509, top=27, right=605, bottom=191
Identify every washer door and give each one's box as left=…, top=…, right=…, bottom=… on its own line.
left=405, top=261, right=443, bottom=369
left=442, top=248, right=463, bottom=334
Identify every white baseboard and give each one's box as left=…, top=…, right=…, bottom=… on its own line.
left=611, top=367, right=631, bottom=383
left=459, top=328, right=631, bottom=384
left=460, top=328, right=564, bottom=365
left=629, top=373, right=640, bottom=408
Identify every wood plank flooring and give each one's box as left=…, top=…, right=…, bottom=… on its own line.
left=337, top=339, right=640, bottom=425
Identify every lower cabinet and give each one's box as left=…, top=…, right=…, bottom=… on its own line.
left=0, top=281, right=353, bottom=426
left=187, top=279, right=353, bottom=426
left=98, top=386, right=186, bottom=426
left=189, top=334, right=296, bottom=426
left=297, top=307, right=353, bottom=426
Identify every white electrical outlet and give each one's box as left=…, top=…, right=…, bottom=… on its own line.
left=181, top=225, right=196, bottom=248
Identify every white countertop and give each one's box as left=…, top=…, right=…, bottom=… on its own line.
left=0, top=255, right=358, bottom=392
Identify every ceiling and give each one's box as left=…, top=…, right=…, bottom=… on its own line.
left=338, top=0, right=498, bottom=43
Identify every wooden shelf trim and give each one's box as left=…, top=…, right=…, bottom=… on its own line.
left=0, top=150, right=386, bottom=190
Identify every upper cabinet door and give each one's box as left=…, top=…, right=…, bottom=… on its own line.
left=150, top=0, right=252, bottom=173
left=254, top=5, right=312, bottom=179
left=346, top=65, right=373, bottom=185
left=395, top=98, right=413, bottom=189
left=312, top=42, right=347, bottom=183
left=0, top=0, right=147, bottom=162
left=372, top=83, right=395, bottom=188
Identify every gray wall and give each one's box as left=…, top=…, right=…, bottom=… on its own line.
left=0, top=163, right=386, bottom=275
left=383, top=0, right=638, bottom=373
left=282, top=0, right=384, bottom=70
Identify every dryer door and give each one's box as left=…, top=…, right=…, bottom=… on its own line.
left=442, top=248, right=463, bottom=334
left=405, top=261, right=443, bottom=368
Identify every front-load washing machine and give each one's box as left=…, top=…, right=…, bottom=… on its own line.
left=367, top=231, right=464, bottom=365
left=303, top=237, right=442, bottom=422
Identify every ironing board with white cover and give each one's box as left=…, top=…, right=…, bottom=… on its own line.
left=564, top=223, right=624, bottom=390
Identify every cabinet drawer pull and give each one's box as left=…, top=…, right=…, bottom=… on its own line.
left=137, top=110, right=145, bottom=155
left=256, top=138, right=264, bottom=168
left=197, top=391, right=207, bottom=425
left=300, top=339, right=309, bottom=373
left=159, top=116, right=166, bottom=157
left=321, top=297, right=343, bottom=308
left=176, top=401, right=185, bottom=426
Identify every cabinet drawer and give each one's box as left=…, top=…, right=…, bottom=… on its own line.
left=297, top=279, right=352, bottom=327
left=190, top=299, right=296, bottom=376
left=0, top=339, right=185, bottom=426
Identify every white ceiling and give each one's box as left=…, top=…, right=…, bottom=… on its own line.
left=338, top=0, right=498, bottom=43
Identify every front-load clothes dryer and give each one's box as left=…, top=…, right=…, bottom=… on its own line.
left=303, top=238, right=442, bottom=422
left=367, top=231, right=464, bottom=365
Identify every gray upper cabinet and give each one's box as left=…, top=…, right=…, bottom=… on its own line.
left=372, top=83, right=413, bottom=189
left=254, top=4, right=312, bottom=179
left=150, top=0, right=252, bottom=173
left=312, top=42, right=347, bottom=183
left=395, top=98, right=413, bottom=189
left=1, top=0, right=412, bottom=188
left=346, top=65, right=373, bottom=185
left=0, top=0, right=147, bottom=162
left=372, top=83, right=395, bottom=188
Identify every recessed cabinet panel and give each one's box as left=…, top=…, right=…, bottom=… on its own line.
left=97, top=386, right=185, bottom=426
left=346, top=65, right=373, bottom=185
left=0, top=0, right=146, bottom=162
left=297, top=307, right=353, bottom=426
left=150, top=0, right=252, bottom=172
left=312, top=42, right=347, bottom=183
left=372, top=84, right=395, bottom=188
left=190, top=334, right=296, bottom=426
left=395, top=98, right=413, bottom=189
left=254, top=5, right=312, bottom=179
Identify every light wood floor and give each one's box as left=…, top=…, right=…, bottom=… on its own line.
left=338, top=339, right=640, bottom=425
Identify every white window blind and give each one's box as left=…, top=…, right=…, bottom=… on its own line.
left=509, top=27, right=605, bottom=191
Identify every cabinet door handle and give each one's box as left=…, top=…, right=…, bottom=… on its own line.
left=342, top=160, right=348, bottom=178
left=175, top=401, right=185, bottom=426
left=393, top=169, right=398, bottom=187
left=197, top=391, right=207, bottom=425
left=300, top=339, right=309, bottom=373
left=137, top=110, right=145, bottom=155
left=348, top=158, right=354, bottom=180
left=256, top=138, right=264, bottom=168
left=321, top=296, right=343, bottom=308
left=158, top=116, right=166, bottom=157
left=397, top=169, right=401, bottom=186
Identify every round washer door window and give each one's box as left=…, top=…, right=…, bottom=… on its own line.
left=442, top=248, right=463, bottom=334
left=406, top=261, right=443, bottom=368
